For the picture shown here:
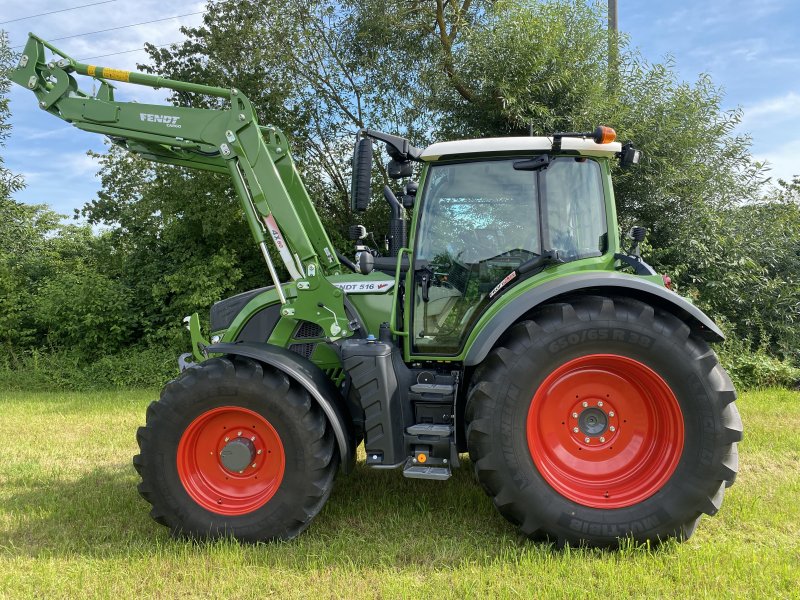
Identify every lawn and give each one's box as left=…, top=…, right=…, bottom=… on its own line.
left=0, top=388, right=798, bottom=598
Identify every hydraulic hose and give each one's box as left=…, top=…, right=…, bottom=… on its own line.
left=336, top=251, right=357, bottom=273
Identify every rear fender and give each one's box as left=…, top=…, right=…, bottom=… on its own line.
left=207, top=341, right=356, bottom=474
left=464, top=272, right=724, bottom=367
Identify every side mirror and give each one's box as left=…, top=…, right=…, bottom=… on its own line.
left=619, top=142, right=642, bottom=168
left=351, top=137, right=373, bottom=212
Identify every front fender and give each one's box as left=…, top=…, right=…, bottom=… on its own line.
left=464, top=272, right=724, bottom=366
left=207, top=341, right=356, bottom=474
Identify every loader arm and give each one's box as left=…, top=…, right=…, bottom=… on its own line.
left=11, top=34, right=351, bottom=338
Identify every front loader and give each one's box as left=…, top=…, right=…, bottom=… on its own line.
left=11, top=35, right=742, bottom=547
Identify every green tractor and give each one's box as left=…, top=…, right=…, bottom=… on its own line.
left=12, top=35, right=741, bottom=547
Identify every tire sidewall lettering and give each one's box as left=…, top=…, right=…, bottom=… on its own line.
left=548, top=328, right=652, bottom=354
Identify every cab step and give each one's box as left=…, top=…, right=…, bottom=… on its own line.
left=406, top=423, right=453, bottom=437
left=409, top=383, right=455, bottom=396
left=402, top=460, right=451, bottom=481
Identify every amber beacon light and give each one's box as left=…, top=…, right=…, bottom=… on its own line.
left=593, top=126, right=617, bottom=144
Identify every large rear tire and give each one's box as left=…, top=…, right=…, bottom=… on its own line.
left=465, top=295, right=741, bottom=547
left=133, top=356, right=338, bottom=541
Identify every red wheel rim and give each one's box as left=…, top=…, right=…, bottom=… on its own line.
left=177, top=406, right=285, bottom=516
left=526, top=354, right=684, bottom=508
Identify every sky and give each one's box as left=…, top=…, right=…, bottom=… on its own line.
left=3, top=0, right=800, bottom=216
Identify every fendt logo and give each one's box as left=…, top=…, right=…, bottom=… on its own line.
left=140, top=113, right=181, bottom=128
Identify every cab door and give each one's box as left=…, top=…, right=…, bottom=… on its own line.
left=408, top=158, right=542, bottom=357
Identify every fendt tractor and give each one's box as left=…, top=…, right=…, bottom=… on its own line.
left=12, top=34, right=742, bottom=548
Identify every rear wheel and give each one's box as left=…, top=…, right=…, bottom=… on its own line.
left=134, top=356, right=338, bottom=541
left=465, top=295, right=741, bottom=547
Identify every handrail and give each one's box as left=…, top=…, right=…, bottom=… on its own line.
left=390, top=248, right=411, bottom=337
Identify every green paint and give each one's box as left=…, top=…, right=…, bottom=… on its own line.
left=186, top=313, right=209, bottom=362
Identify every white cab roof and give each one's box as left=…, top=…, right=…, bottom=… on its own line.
left=420, top=136, right=622, bottom=161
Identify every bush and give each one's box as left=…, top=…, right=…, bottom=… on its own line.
left=718, top=335, right=800, bottom=391
left=32, top=265, right=137, bottom=358
left=0, top=347, right=178, bottom=391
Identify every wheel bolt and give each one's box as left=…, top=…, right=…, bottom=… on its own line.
left=598, top=401, right=604, bottom=407
left=237, top=431, right=243, bottom=437
left=572, top=412, right=578, bottom=418
left=573, top=427, right=579, bottom=433
left=582, top=401, right=588, bottom=408
left=257, top=449, right=262, bottom=455
left=600, top=436, right=606, bottom=442
left=251, top=463, right=257, bottom=468
left=609, top=411, right=615, bottom=417
left=610, top=426, right=616, bottom=432
left=238, top=470, right=244, bottom=474
left=224, top=437, right=229, bottom=442
left=584, top=437, right=591, bottom=443
left=250, top=436, right=256, bottom=441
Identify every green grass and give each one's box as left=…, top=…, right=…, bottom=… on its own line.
left=0, top=389, right=798, bottom=599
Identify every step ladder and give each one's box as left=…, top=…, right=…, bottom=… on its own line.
left=402, top=423, right=453, bottom=480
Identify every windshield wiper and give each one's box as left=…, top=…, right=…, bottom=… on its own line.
left=488, top=250, right=562, bottom=300
left=517, top=249, right=562, bottom=274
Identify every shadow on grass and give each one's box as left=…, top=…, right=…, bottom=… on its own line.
left=1, top=457, right=539, bottom=566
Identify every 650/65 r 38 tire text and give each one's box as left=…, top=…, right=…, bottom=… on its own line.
left=465, top=295, right=742, bottom=547
left=133, top=356, right=338, bottom=541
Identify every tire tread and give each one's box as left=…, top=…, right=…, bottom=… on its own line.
left=465, top=294, right=741, bottom=547
left=134, top=356, right=338, bottom=542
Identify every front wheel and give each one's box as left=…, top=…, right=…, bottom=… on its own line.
left=465, top=295, right=741, bottom=547
left=133, top=356, right=338, bottom=541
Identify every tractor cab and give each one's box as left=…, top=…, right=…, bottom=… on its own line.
left=351, top=128, right=631, bottom=357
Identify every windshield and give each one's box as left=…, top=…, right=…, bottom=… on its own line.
left=412, top=157, right=607, bottom=355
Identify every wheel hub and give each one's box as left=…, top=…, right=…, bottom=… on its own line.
left=220, top=437, right=256, bottom=473
left=577, top=407, right=607, bottom=436
left=568, top=397, right=619, bottom=447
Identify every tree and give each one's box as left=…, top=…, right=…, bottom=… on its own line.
left=80, top=144, right=260, bottom=347
left=0, top=31, right=24, bottom=204
left=74, top=0, right=798, bottom=367
left=0, top=30, right=31, bottom=357
left=672, top=178, right=800, bottom=362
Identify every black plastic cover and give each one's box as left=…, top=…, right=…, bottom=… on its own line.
left=210, top=286, right=272, bottom=332
left=463, top=272, right=725, bottom=366
left=351, top=137, right=373, bottom=212
left=340, top=339, right=405, bottom=467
